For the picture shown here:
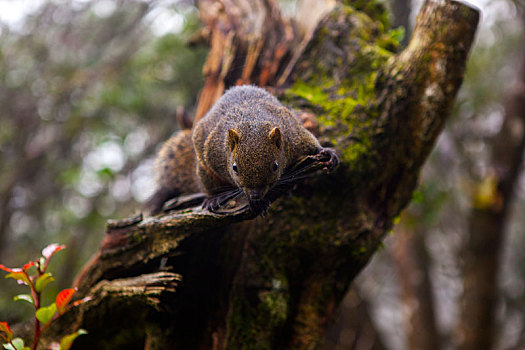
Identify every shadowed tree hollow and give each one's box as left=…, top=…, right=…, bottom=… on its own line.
left=40, top=0, right=480, bottom=348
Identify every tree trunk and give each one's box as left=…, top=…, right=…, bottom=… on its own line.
left=323, top=287, right=386, bottom=350
left=41, top=0, right=479, bottom=349
left=393, top=222, right=440, bottom=350
left=456, top=22, right=525, bottom=350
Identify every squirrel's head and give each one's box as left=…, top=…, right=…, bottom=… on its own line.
left=227, top=123, right=285, bottom=207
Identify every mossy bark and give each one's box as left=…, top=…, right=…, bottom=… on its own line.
left=43, top=1, right=479, bottom=349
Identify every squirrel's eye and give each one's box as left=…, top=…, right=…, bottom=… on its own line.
left=272, top=161, right=278, bottom=172
left=233, top=162, right=238, bottom=173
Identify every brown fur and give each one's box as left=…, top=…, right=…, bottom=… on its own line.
left=192, top=86, right=325, bottom=214
left=146, top=85, right=337, bottom=216
left=144, top=129, right=201, bottom=214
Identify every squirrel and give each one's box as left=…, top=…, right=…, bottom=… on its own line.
left=145, top=128, right=202, bottom=215
left=146, top=85, right=338, bottom=216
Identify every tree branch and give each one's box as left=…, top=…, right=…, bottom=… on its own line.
left=55, top=1, right=479, bottom=348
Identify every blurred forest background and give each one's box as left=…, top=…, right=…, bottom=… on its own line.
left=0, top=0, right=524, bottom=349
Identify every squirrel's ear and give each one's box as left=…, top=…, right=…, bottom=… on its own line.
left=269, top=127, right=282, bottom=149
left=228, top=129, right=240, bottom=152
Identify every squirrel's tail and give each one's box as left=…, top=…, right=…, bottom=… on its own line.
left=144, top=186, right=181, bottom=216
left=176, top=106, right=193, bottom=130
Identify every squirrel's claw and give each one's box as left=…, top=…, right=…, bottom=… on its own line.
left=202, top=196, right=222, bottom=212
left=318, top=147, right=339, bottom=171
left=203, top=194, right=270, bottom=217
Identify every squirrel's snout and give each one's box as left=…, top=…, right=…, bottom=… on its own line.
left=245, top=187, right=267, bottom=201
left=248, top=190, right=263, bottom=201
left=246, top=191, right=270, bottom=216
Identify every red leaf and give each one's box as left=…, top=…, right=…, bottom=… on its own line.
left=0, top=321, right=13, bottom=341
left=42, top=243, right=66, bottom=260
left=71, top=296, right=92, bottom=307
left=56, top=288, right=76, bottom=314
left=0, top=264, right=20, bottom=273
left=23, top=261, right=35, bottom=272
left=0, top=265, right=29, bottom=285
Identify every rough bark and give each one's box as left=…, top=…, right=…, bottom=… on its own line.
left=456, top=28, right=525, bottom=350
left=41, top=0, right=479, bottom=349
left=194, top=0, right=300, bottom=121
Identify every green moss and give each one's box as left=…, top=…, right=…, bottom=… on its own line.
left=352, top=245, right=368, bottom=257
left=226, top=276, right=290, bottom=350
left=132, top=231, right=144, bottom=243
left=285, top=3, right=402, bottom=172
left=342, top=0, right=391, bottom=28
left=259, top=285, right=288, bottom=326
left=392, top=215, right=401, bottom=224
left=342, top=142, right=369, bottom=164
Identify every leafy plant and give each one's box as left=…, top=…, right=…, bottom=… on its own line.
left=0, top=244, right=89, bottom=350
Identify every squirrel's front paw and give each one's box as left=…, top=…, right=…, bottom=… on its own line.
left=202, top=196, right=222, bottom=212
left=318, top=148, right=339, bottom=171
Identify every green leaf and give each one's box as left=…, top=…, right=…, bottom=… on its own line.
left=35, top=273, right=54, bottom=292
left=38, top=258, right=46, bottom=272
left=4, top=272, right=30, bottom=286
left=35, top=303, right=57, bottom=325
left=390, top=27, right=405, bottom=44
left=60, top=329, right=87, bottom=350
left=2, top=337, right=29, bottom=350
left=13, top=294, right=33, bottom=305
left=96, top=167, right=114, bottom=179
